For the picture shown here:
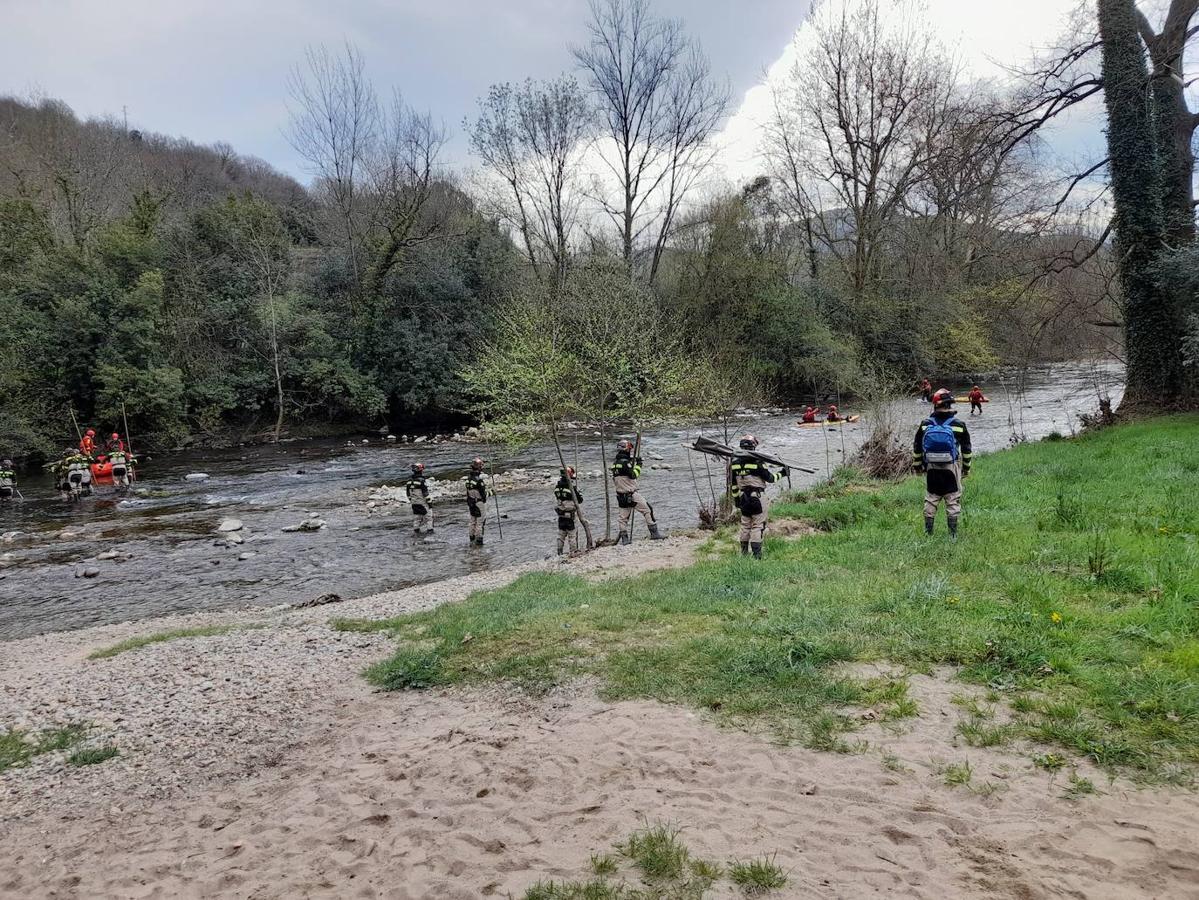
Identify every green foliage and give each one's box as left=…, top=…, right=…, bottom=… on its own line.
left=362, top=417, right=1199, bottom=778
left=728, top=855, right=788, bottom=895
left=68, top=746, right=120, bottom=766
left=0, top=725, right=86, bottom=772
left=87, top=624, right=245, bottom=659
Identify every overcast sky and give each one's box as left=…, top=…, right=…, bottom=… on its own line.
left=0, top=0, right=1096, bottom=185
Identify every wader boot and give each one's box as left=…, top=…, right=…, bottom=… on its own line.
left=924, top=516, right=935, bottom=536
left=947, top=516, right=958, bottom=540
left=648, top=524, right=664, bottom=541
left=751, top=542, right=763, bottom=560
left=619, top=532, right=631, bottom=546
left=740, top=541, right=750, bottom=556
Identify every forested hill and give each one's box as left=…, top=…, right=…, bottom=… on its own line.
left=0, top=96, right=516, bottom=458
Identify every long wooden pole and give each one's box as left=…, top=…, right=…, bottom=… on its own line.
left=483, top=431, right=503, bottom=539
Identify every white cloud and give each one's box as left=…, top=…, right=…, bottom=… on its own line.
left=712, top=0, right=1100, bottom=189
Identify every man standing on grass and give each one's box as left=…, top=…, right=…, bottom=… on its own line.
left=913, top=389, right=972, bottom=538
left=730, top=434, right=788, bottom=559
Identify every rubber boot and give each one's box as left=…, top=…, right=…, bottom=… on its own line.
left=476, top=536, right=484, bottom=546
left=740, top=541, right=750, bottom=556
left=751, top=542, right=763, bottom=560
left=924, top=516, right=934, bottom=536
left=619, top=532, right=630, bottom=546
left=947, top=516, right=958, bottom=541
left=648, top=524, right=664, bottom=541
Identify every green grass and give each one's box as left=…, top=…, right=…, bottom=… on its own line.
left=521, top=822, right=745, bottom=899
left=68, top=746, right=119, bottom=766
left=355, top=417, right=1199, bottom=779
left=728, top=855, right=788, bottom=895
left=0, top=725, right=87, bottom=773
left=88, top=625, right=246, bottom=659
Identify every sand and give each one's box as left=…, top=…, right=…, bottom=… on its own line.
left=3, top=537, right=1199, bottom=899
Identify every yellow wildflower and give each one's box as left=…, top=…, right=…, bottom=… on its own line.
left=1050, top=611, right=1063, bottom=624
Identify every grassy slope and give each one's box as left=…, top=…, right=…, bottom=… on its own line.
left=344, top=417, right=1199, bottom=778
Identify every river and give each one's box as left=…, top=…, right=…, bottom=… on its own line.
left=0, top=361, right=1122, bottom=639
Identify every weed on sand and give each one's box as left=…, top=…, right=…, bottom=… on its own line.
left=89, top=624, right=256, bottom=660
left=357, top=417, right=1199, bottom=779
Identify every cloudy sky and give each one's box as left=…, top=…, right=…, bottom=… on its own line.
left=0, top=0, right=1097, bottom=185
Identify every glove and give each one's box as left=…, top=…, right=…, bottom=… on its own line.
left=634, top=457, right=643, bottom=466
left=780, top=466, right=790, bottom=478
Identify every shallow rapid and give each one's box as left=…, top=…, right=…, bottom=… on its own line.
left=0, top=362, right=1121, bottom=639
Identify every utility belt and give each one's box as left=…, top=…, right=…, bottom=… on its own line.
left=411, top=501, right=428, bottom=515
left=556, top=505, right=577, bottom=531
left=737, top=488, right=764, bottom=516
left=616, top=491, right=635, bottom=509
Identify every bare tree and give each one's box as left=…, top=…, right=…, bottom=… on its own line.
left=361, top=93, right=449, bottom=302
left=764, top=0, right=955, bottom=302
left=286, top=43, right=378, bottom=285
left=469, top=76, right=592, bottom=289
left=573, top=0, right=728, bottom=283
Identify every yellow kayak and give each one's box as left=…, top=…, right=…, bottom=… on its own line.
left=797, top=415, right=860, bottom=427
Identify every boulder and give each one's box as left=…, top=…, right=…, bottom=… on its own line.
left=76, top=566, right=100, bottom=579
left=1, top=531, right=23, bottom=544
left=386, top=434, right=397, bottom=443
left=216, top=518, right=243, bottom=533
left=282, top=519, right=326, bottom=533
left=95, top=550, right=119, bottom=561
left=184, top=473, right=210, bottom=483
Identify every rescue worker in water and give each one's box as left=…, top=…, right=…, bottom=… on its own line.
left=554, top=466, right=582, bottom=555
left=406, top=462, right=432, bottom=534
left=0, top=459, right=15, bottom=501
left=466, top=457, right=488, bottom=546
left=610, top=439, right=663, bottom=544
left=730, top=434, right=788, bottom=559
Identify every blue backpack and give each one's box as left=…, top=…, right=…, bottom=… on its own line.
left=922, top=416, right=958, bottom=465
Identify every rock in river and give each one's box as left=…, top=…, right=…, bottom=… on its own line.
left=185, top=473, right=210, bottom=482
left=282, top=519, right=326, bottom=533
left=216, top=518, right=244, bottom=533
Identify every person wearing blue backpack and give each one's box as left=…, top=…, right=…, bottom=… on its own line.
left=912, top=388, right=972, bottom=538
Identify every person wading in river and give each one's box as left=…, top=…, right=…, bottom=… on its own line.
left=611, top=439, right=663, bottom=544
left=967, top=385, right=987, bottom=416
left=406, top=463, right=433, bottom=534
left=730, top=434, right=788, bottom=559
left=465, top=457, right=488, bottom=546
left=554, top=466, right=583, bottom=555
left=913, top=389, right=972, bottom=538
left=0, top=459, right=15, bottom=501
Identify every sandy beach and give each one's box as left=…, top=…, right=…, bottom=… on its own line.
left=3, top=535, right=1198, bottom=899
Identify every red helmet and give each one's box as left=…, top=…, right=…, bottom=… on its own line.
left=111, top=433, right=120, bottom=439
left=972, top=385, right=979, bottom=390
left=828, top=404, right=838, bottom=411
left=562, top=465, right=576, bottom=478
left=617, top=439, right=634, bottom=452
left=86, top=429, right=95, bottom=436
left=411, top=462, right=425, bottom=473
left=470, top=457, right=484, bottom=471
left=739, top=433, right=759, bottom=449
left=931, top=388, right=954, bottom=407
left=805, top=406, right=814, bottom=412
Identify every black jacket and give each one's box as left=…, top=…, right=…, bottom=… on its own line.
left=913, top=410, right=972, bottom=495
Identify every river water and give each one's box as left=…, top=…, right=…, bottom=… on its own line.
left=0, top=362, right=1122, bottom=639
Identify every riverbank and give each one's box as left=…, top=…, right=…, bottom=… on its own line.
left=3, top=417, right=1196, bottom=898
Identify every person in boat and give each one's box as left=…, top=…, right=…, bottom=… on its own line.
left=611, top=439, right=663, bottom=544
left=913, top=388, right=972, bottom=539
left=730, top=434, right=788, bottom=560
left=967, top=385, right=987, bottom=416
left=0, top=459, right=14, bottom=501
left=554, top=466, right=583, bottom=556
left=800, top=406, right=818, bottom=424
left=465, top=457, right=488, bottom=546
left=919, top=378, right=933, bottom=402
left=826, top=405, right=842, bottom=423
left=79, top=429, right=97, bottom=458
left=406, top=462, right=432, bottom=534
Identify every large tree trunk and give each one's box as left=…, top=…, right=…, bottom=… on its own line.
left=1098, top=0, right=1180, bottom=409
